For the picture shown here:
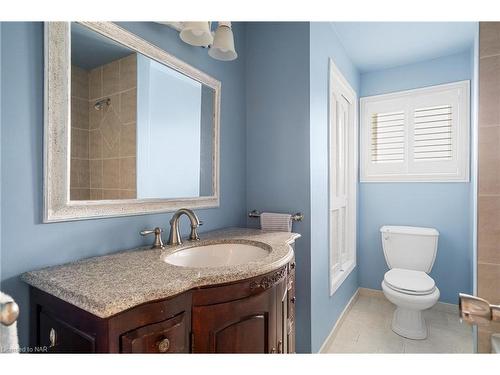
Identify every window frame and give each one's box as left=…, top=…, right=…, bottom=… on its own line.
left=328, top=59, right=357, bottom=296
left=360, top=80, right=470, bottom=183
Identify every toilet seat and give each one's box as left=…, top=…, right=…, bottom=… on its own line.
left=384, top=268, right=436, bottom=295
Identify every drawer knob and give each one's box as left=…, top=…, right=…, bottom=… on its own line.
left=157, top=338, right=170, bottom=353
left=290, top=262, right=296, bottom=270
left=49, top=328, right=57, bottom=348
left=291, top=296, right=296, bottom=304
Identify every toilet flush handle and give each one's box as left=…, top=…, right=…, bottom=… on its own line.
left=384, top=231, right=390, bottom=241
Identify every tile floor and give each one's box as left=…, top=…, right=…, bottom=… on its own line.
left=323, top=292, right=474, bottom=353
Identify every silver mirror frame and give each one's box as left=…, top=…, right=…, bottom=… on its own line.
left=43, top=22, right=220, bottom=222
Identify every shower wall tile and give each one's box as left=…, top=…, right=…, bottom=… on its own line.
left=120, top=54, right=137, bottom=91
left=102, top=60, right=120, bottom=97
left=71, top=97, right=89, bottom=129
left=119, top=157, right=136, bottom=190
left=89, top=130, right=103, bottom=159
left=70, top=188, right=90, bottom=201
left=89, top=67, right=103, bottom=100
left=120, top=123, right=136, bottom=157
left=102, top=137, right=120, bottom=159
left=478, top=21, right=500, bottom=353
left=478, top=55, right=500, bottom=126
left=70, top=65, right=90, bottom=200
left=89, top=101, right=102, bottom=130
left=477, top=263, right=500, bottom=304
left=71, top=65, right=89, bottom=99
left=102, top=189, right=122, bottom=200
left=480, top=22, right=500, bottom=58
left=87, top=53, right=137, bottom=199
left=478, top=125, right=500, bottom=195
left=71, top=128, right=89, bottom=159
left=89, top=159, right=103, bottom=189
left=90, top=188, right=103, bottom=200
left=107, top=93, right=121, bottom=116
left=100, top=109, right=122, bottom=149
left=478, top=196, right=500, bottom=264
left=70, top=158, right=90, bottom=188
left=120, top=190, right=136, bottom=199
left=120, top=88, right=137, bottom=124
left=102, top=158, right=120, bottom=189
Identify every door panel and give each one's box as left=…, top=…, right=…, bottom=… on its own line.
left=214, top=315, right=267, bottom=353
left=192, top=286, right=277, bottom=353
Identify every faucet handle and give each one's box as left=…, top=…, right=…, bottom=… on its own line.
left=140, top=227, right=165, bottom=249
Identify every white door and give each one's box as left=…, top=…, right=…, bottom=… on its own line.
left=329, top=59, right=357, bottom=295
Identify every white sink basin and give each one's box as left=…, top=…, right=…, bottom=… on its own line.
left=163, top=242, right=270, bottom=268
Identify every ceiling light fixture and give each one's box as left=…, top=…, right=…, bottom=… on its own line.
left=159, top=22, right=238, bottom=62
left=208, top=22, right=238, bottom=61
left=179, top=22, right=213, bottom=47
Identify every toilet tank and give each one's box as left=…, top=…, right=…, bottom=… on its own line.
left=380, top=225, right=439, bottom=273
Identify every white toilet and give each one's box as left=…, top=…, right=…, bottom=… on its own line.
left=380, top=225, right=440, bottom=340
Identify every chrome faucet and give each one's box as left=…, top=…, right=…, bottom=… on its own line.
left=167, top=208, right=202, bottom=246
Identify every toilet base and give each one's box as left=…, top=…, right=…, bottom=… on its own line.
left=391, top=307, right=427, bottom=340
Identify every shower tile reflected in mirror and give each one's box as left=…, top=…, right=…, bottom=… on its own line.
left=69, top=22, right=216, bottom=201
left=70, top=26, right=137, bottom=201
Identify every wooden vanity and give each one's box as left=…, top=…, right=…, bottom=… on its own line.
left=23, top=229, right=299, bottom=354
left=29, top=260, right=295, bottom=353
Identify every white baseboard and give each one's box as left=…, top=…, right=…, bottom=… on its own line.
left=318, top=288, right=360, bottom=353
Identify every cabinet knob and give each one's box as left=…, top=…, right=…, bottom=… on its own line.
left=291, top=296, right=296, bottom=304
left=49, top=328, right=57, bottom=348
left=157, top=338, right=170, bottom=353
left=290, top=262, right=296, bottom=270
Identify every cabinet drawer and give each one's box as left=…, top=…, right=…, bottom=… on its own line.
left=120, top=312, right=188, bottom=353
left=39, top=310, right=95, bottom=353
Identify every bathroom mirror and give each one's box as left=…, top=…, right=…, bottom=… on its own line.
left=44, top=22, right=220, bottom=222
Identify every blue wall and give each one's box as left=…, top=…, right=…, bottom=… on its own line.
left=358, top=50, right=474, bottom=303
left=245, top=22, right=312, bottom=353
left=0, top=22, right=248, bottom=347
left=309, top=22, right=360, bottom=352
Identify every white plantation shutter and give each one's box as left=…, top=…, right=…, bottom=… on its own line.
left=371, top=111, right=405, bottom=163
left=413, top=105, right=453, bottom=161
left=361, top=81, right=469, bottom=182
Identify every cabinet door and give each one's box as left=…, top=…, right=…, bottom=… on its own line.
left=39, top=310, right=95, bottom=353
left=120, top=312, right=188, bottom=353
left=192, top=286, right=277, bottom=353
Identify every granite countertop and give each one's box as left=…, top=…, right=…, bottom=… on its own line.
left=21, top=228, right=300, bottom=318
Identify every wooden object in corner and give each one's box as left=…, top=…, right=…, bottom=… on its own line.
left=29, top=259, right=296, bottom=354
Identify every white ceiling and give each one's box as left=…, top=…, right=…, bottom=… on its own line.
left=331, top=22, right=477, bottom=73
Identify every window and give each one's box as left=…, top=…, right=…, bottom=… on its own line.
left=329, top=59, right=357, bottom=295
left=360, top=81, right=470, bottom=182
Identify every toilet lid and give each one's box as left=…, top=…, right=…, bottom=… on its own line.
left=384, top=268, right=435, bottom=295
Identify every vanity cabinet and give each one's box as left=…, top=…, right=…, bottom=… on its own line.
left=29, top=260, right=296, bottom=354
